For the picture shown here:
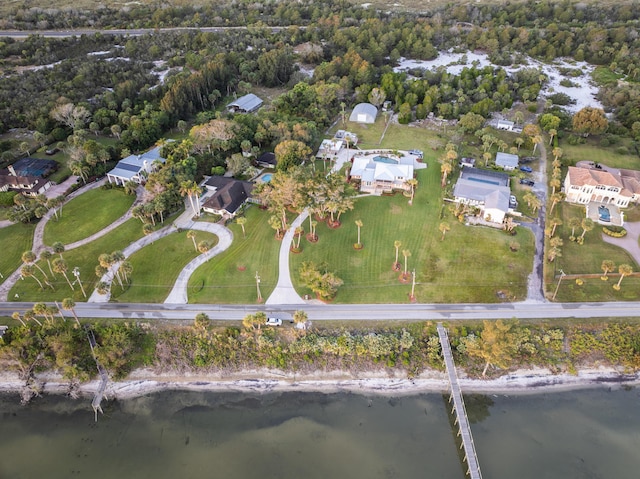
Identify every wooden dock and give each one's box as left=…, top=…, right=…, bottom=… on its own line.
left=84, top=326, right=109, bottom=421
left=437, top=323, right=482, bottom=479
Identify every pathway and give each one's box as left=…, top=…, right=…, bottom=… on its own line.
left=265, top=210, right=308, bottom=305
left=44, top=175, right=79, bottom=199
left=0, top=220, right=14, bottom=229
left=601, top=220, right=640, bottom=266
left=164, top=217, right=233, bottom=304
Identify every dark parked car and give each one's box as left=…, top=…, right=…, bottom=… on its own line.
left=519, top=166, right=533, bottom=173
left=598, top=206, right=611, bottom=222
left=520, top=179, right=535, bottom=186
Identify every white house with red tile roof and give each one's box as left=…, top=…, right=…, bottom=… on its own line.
left=563, top=166, right=640, bottom=208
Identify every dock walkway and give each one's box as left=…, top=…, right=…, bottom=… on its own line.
left=437, top=323, right=482, bottom=479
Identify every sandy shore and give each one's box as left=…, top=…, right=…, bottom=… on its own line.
left=1, top=366, right=639, bottom=400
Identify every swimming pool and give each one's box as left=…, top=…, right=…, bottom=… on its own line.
left=261, top=173, right=273, bottom=182
left=373, top=156, right=398, bottom=164
left=468, top=176, right=500, bottom=186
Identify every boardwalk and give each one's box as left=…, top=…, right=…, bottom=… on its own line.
left=85, top=326, right=109, bottom=421
left=437, top=323, right=482, bottom=479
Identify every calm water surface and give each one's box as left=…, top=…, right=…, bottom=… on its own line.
left=0, top=388, right=639, bottom=479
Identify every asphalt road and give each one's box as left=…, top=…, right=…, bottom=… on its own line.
left=2, top=301, right=639, bottom=321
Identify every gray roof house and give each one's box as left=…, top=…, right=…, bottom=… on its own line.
left=349, top=103, right=378, bottom=124
left=106, top=146, right=166, bottom=186
left=452, top=167, right=512, bottom=224
left=495, top=152, right=519, bottom=170
left=202, top=176, right=256, bottom=217
left=227, top=94, right=263, bottom=113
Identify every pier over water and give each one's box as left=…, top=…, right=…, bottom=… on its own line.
left=437, top=322, right=482, bottom=479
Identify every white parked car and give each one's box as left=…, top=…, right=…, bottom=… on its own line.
left=265, top=317, right=282, bottom=326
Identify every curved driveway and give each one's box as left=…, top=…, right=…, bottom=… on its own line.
left=164, top=222, right=233, bottom=304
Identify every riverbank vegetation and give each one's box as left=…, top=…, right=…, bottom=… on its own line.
left=2, top=318, right=639, bottom=398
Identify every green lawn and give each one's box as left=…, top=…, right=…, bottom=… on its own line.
left=43, top=187, right=135, bottom=246
left=110, top=230, right=217, bottom=303
left=549, top=202, right=640, bottom=302
left=187, top=206, right=282, bottom=303
left=10, top=218, right=144, bottom=302
left=559, top=137, right=640, bottom=170
left=290, top=165, right=534, bottom=303
left=30, top=148, right=71, bottom=184
left=0, top=223, right=35, bottom=285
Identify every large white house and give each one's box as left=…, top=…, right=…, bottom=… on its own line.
left=453, top=167, right=512, bottom=224
left=564, top=166, right=640, bottom=208
left=107, top=146, right=166, bottom=186
left=350, top=156, right=413, bottom=194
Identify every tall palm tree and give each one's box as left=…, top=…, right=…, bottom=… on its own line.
left=237, top=217, right=247, bottom=238
left=52, top=242, right=65, bottom=258
left=552, top=147, right=563, bottom=162
left=23, top=309, right=42, bottom=326
left=402, top=249, right=411, bottom=275
left=614, top=264, right=633, bottom=290
left=21, top=265, right=44, bottom=290
left=549, top=192, right=565, bottom=214
left=601, top=260, right=616, bottom=280
left=439, top=222, right=450, bottom=241
left=406, top=178, right=418, bottom=204
left=21, top=250, right=51, bottom=286
left=40, top=250, right=55, bottom=276
left=440, top=161, right=452, bottom=188
left=549, top=217, right=563, bottom=237
left=568, top=217, right=581, bottom=239
left=52, top=257, right=74, bottom=291
left=187, top=230, right=198, bottom=251
left=293, top=310, right=308, bottom=329
left=355, top=219, right=363, bottom=246
left=62, top=298, right=80, bottom=325
left=142, top=223, right=154, bottom=236
left=11, top=311, right=26, bottom=327
left=394, top=240, right=402, bottom=265
left=119, top=261, right=133, bottom=284
left=580, top=218, right=595, bottom=240
left=548, top=129, right=557, bottom=145
left=198, top=241, right=211, bottom=254
left=549, top=178, right=561, bottom=195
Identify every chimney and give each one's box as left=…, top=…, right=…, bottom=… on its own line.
left=8, top=164, right=16, bottom=176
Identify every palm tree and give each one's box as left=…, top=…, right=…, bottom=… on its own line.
left=124, top=180, right=138, bottom=196
left=21, top=265, right=44, bottom=290
left=268, top=215, right=282, bottom=239
left=552, top=147, right=563, bottom=162
left=549, top=217, right=563, bottom=237
left=580, top=218, right=595, bottom=241
left=52, top=257, right=74, bottom=291
left=237, top=217, right=247, bottom=238
left=568, top=217, right=581, bottom=239
left=187, top=230, right=198, bottom=251
left=549, top=192, right=565, bottom=214
left=131, top=204, right=146, bottom=223
left=532, top=135, right=543, bottom=154
left=198, top=241, right=211, bottom=254
left=601, top=260, right=615, bottom=280
left=21, top=250, right=51, bottom=286
left=439, top=222, right=450, bottom=241
left=293, top=310, right=308, bottom=329
left=11, top=311, right=26, bottom=327
left=440, top=161, right=452, bottom=188
left=62, top=298, right=80, bottom=325
left=514, top=137, right=525, bottom=151
left=194, top=313, right=210, bottom=331
left=530, top=195, right=542, bottom=214
left=402, top=249, right=411, bottom=276
left=52, top=241, right=65, bottom=258
left=547, top=237, right=563, bottom=262
left=549, top=178, right=561, bottom=195
left=614, top=264, right=633, bottom=290
left=40, top=250, right=55, bottom=276
left=119, top=261, right=133, bottom=284
left=180, top=180, right=201, bottom=217
left=548, top=129, right=557, bottom=145
left=355, top=219, right=363, bottom=247
left=23, top=310, right=42, bottom=326
left=294, top=226, right=304, bottom=249
left=394, top=240, right=402, bottom=266
left=142, top=223, right=154, bottom=236
left=406, top=178, right=418, bottom=204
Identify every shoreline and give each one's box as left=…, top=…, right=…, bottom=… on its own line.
left=1, top=366, right=639, bottom=401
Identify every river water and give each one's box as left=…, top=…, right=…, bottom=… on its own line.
left=1, top=387, right=639, bottom=479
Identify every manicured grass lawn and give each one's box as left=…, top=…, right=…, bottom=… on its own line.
left=559, top=137, right=640, bottom=170
left=43, top=187, right=135, bottom=246
left=0, top=223, right=35, bottom=285
left=110, top=230, right=217, bottom=303
left=187, top=206, right=282, bottom=303
left=290, top=165, right=534, bottom=303
left=10, top=218, right=143, bottom=302
left=549, top=202, right=640, bottom=301
left=30, top=148, right=71, bottom=184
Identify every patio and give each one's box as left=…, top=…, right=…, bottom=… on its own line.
left=586, top=202, right=624, bottom=226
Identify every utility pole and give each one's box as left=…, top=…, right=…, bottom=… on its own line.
left=255, top=271, right=262, bottom=303
left=552, top=269, right=566, bottom=301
